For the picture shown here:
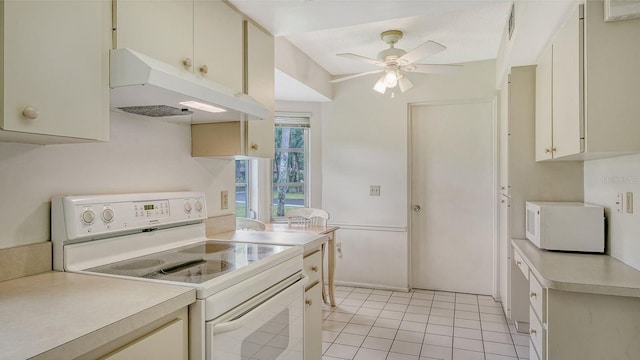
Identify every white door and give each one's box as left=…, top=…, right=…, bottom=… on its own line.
left=410, top=100, right=495, bottom=295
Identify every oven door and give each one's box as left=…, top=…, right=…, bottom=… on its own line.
left=206, top=273, right=307, bottom=360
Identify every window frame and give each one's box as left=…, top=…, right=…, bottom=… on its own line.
left=271, top=113, right=311, bottom=222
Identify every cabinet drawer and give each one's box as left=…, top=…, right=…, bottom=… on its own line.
left=529, top=273, right=546, bottom=321
left=304, top=281, right=322, bottom=360
left=529, top=307, right=546, bottom=360
left=303, top=250, right=322, bottom=286
left=514, top=249, right=529, bottom=280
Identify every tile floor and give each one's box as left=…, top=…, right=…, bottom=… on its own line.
left=321, top=286, right=529, bottom=360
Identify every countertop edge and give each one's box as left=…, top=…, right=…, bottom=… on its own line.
left=33, top=288, right=195, bottom=359
left=512, top=239, right=640, bottom=298
left=210, top=230, right=329, bottom=254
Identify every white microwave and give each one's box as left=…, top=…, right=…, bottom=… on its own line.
left=525, top=201, right=605, bottom=253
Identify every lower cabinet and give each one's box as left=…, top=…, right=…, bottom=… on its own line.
left=514, top=245, right=640, bottom=360
left=78, top=308, right=189, bottom=360
left=303, top=247, right=323, bottom=360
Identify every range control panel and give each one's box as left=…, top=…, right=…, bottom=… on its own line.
left=55, top=192, right=207, bottom=242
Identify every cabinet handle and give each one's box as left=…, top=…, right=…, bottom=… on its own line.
left=500, top=186, right=506, bottom=190
left=530, top=291, right=537, bottom=298
left=516, top=260, right=522, bottom=265
left=251, top=144, right=258, bottom=151
left=545, top=148, right=551, bottom=153
left=199, top=65, right=208, bottom=74
left=530, top=328, right=537, bottom=335
left=551, top=147, right=557, bottom=152
left=501, top=200, right=505, bottom=203
left=305, top=299, right=312, bottom=306
left=22, top=106, right=39, bottom=120
left=311, top=265, right=318, bottom=272
left=183, top=58, right=192, bottom=68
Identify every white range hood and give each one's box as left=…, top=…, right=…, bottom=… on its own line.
left=110, top=48, right=269, bottom=123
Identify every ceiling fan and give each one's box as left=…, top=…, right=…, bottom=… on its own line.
left=330, top=30, right=462, bottom=96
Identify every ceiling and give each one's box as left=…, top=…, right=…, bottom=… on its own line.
left=228, top=0, right=575, bottom=101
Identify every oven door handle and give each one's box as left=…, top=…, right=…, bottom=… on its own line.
left=212, top=274, right=309, bottom=335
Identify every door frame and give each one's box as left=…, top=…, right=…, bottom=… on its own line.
left=407, top=98, right=499, bottom=297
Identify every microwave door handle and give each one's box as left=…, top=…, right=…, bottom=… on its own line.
left=212, top=274, right=309, bottom=335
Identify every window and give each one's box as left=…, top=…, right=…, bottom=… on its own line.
left=272, top=115, right=310, bottom=219
left=235, top=159, right=249, bottom=217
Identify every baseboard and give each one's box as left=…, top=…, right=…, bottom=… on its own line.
left=332, top=280, right=410, bottom=293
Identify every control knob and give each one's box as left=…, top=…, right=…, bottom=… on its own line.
left=102, top=207, right=115, bottom=223
left=81, top=209, right=96, bottom=225
left=184, top=201, right=192, bottom=213
left=195, top=200, right=203, bottom=212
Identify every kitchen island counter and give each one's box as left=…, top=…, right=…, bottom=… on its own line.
left=0, top=271, right=195, bottom=359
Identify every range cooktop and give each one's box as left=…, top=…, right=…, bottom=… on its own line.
left=87, top=240, right=292, bottom=284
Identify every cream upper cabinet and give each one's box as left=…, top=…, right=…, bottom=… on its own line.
left=191, top=21, right=275, bottom=159
left=550, top=6, right=583, bottom=159
left=116, top=0, right=243, bottom=93
left=535, top=2, right=640, bottom=161
left=535, top=45, right=553, bottom=161
left=194, top=1, right=243, bottom=91
left=1, top=0, right=110, bottom=144
left=116, top=0, right=194, bottom=72
left=245, top=22, right=275, bottom=158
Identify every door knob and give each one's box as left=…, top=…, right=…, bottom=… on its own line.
left=413, top=205, right=421, bottom=213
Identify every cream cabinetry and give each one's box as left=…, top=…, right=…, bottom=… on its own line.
left=535, top=2, right=640, bottom=161
left=513, top=239, right=640, bottom=360
left=115, top=0, right=243, bottom=92
left=0, top=0, right=110, bottom=144
left=303, top=247, right=323, bottom=360
left=99, top=309, right=188, bottom=360
left=497, top=66, right=582, bottom=328
left=192, top=21, right=275, bottom=158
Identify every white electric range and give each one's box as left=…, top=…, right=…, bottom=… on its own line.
left=52, top=192, right=306, bottom=360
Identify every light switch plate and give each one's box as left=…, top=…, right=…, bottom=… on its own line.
left=221, top=190, right=229, bottom=210
left=626, top=192, right=634, bottom=213
left=369, top=185, right=381, bottom=196
left=616, top=193, right=624, bottom=213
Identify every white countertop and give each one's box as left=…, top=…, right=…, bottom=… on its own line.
left=0, top=271, right=195, bottom=359
left=210, top=230, right=328, bottom=254
left=512, top=239, right=640, bottom=297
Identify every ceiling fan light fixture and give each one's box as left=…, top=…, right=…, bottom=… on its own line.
left=398, top=75, right=413, bottom=93
left=373, top=76, right=387, bottom=94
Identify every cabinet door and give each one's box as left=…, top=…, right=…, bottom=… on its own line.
left=116, top=0, right=193, bottom=71
left=498, top=195, right=510, bottom=318
left=535, top=45, right=553, bottom=161
left=194, top=0, right=243, bottom=92
left=551, top=5, right=583, bottom=158
left=245, top=22, right=275, bottom=158
left=101, top=318, right=187, bottom=360
left=304, top=282, right=322, bottom=360
left=2, top=1, right=109, bottom=141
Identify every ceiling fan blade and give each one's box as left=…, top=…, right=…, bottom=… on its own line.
left=337, top=53, right=384, bottom=66
left=398, top=41, right=446, bottom=65
left=329, top=69, right=384, bottom=83
left=404, top=64, right=463, bottom=74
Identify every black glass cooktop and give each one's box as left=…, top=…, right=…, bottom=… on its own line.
left=86, top=240, right=292, bottom=284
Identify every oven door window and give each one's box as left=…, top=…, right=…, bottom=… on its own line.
left=206, top=277, right=304, bottom=360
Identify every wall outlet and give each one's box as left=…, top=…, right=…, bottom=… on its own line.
left=626, top=192, right=634, bottom=214
left=336, top=242, right=342, bottom=258
left=369, top=185, right=381, bottom=196
left=221, top=190, right=229, bottom=210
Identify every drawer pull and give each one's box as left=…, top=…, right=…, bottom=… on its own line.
left=183, top=57, right=192, bottom=68
left=530, top=328, right=537, bottom=335
left=516, top=260, right=522, bottom=265
left=311, top=265, right=318, bottom=272
left=305, top=299, right=312, bottom=306
left=530, top=291, right=537, bottom=298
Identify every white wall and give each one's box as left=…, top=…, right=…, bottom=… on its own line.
left=0, top=111, right=235, bottom=249
left=320, top=60, right=498, bottom=290
left=584, top=154, right=640, bottom=270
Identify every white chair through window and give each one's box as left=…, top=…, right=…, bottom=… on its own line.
left=285, top=208, right=329, bottom=227
left=236, top=217, right=266, bottom=231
